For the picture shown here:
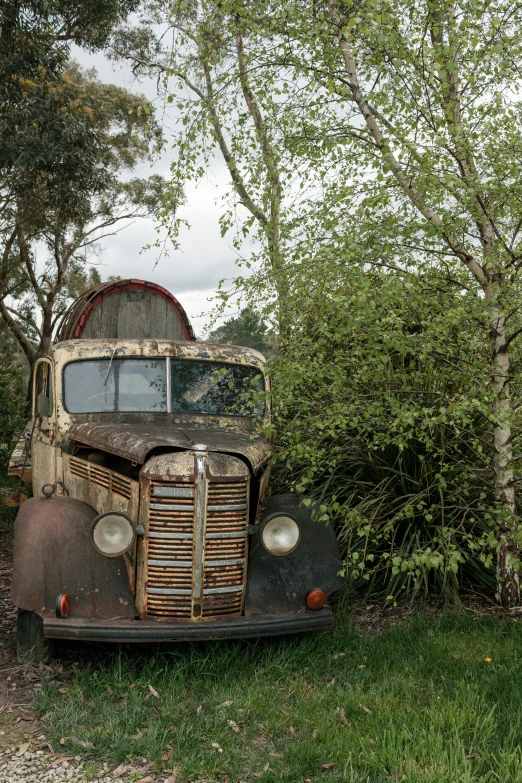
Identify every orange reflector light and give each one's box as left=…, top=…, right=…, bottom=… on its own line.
left=306, top=589, right=327, bottom=610
left=55, top=593, right=70, bottom=618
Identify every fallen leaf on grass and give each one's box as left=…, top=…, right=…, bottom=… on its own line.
left=228, top=719, right=242, bottom=735
left=21, top=714, right=34, bottom=721
left=196, top=705, right=203, bottom=715
left=50, top=756, right=74, bottom=766
left=358, top=665, right=366, bottom=670
left=254, top=765, right=273, bottom=778
left=270, top=753, right=283, bottom=759
left=135, top=763, right=153, bottom=774
left=39, top=712, right=50, bottom=722
left=360, top=704, right=372, bottom=714
left=332, top=653, right=345, bottom=660
left=322, top=763, right=336, bottom=773
left=132, top=729, right=143, bottom=739
left=251, top=734, right=271, bottom=747
left=216, top=700, right=233, bottom=708
left=16, top=743, right=30, bottom=757
left=340, top=708, right=351, bottom=727
left=6, top=706, right=13, bottom=714
left=70, top=738, right=95, bottom=749
left=162, top=749, right=173, bottom=761
left=112, top=764, right=131, bottom=778
left=406, top=705, right=411, bottom=713
left=167, top=769, right=178, bottom=783
left=211, top=743, right=223, bottom=754
left=148, top=685, right=159, bottom=698
left=312, top=729, right=318, bottom=739
left=58, top=688, right=68, bottom=694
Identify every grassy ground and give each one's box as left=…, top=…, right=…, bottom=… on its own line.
left=34, top=609, right=522, bottom=783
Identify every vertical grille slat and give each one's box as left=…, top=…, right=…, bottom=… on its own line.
left=146, top=482, right=194, bottom=620
left=202, top=481, right=248, bottom=618
left=145, top=477, right=249, bottom=622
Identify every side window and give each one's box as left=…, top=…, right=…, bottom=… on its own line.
left=34, top=361, right=53, bottom=418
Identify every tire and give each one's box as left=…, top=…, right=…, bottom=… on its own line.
left=16, top=609, right=54, bottom=664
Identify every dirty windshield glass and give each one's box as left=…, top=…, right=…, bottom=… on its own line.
left=64, top=359, right=167, bottom=413
left=171, top=360, right=264, bottom=416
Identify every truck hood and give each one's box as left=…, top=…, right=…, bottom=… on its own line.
left=68, top=421, right=271, bottom=473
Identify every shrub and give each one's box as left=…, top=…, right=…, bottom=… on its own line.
left=268, top=268, right=503, bottom=600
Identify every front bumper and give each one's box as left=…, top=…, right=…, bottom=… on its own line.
left=43, top=609, right=334, bottom=643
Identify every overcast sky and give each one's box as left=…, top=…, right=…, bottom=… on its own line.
left=72, top=45, right=244, bottom=337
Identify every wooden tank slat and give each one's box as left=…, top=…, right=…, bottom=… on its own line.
left=56, top=279, right=195, bottom=342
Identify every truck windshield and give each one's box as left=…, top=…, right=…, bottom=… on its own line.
left=64, top=358, right=264, bottom=416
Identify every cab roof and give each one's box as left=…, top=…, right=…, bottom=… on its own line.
left=49, top=339, right=266, bottom=370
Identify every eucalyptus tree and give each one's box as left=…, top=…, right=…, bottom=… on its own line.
left=0, top=63, right=168, bottom=389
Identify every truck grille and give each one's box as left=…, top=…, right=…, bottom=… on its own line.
left=145, top=478, right=248, bottom=621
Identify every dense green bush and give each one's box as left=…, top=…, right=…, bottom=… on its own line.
left=268, top=268, right=512, bottom=600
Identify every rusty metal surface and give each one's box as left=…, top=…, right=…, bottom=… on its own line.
left=244, top=494, right=344, bottom=616
left=55, top=279, right=196, bottom=342
left=51, top=338, right=266, bottom=369
left=11, top=496, right=135, bottom=620
left=137, top=451, right=250, bottom=622
left=68, top=421, right=271, bottom=472
left=43, top=609, right=334, bottom=641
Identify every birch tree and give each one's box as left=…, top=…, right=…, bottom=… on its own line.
left=219, top=0, right=522, bottom=605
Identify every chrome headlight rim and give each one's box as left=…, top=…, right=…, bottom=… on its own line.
left=260, top=512, right=301, bottom=557
left=90, top=511, right=136, bottom=558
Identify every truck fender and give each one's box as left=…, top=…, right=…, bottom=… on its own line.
left=11, top=496, right=135, bottom=620
left=244, top=494, right=344, bottom=616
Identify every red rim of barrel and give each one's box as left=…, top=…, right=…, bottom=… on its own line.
left=55, top=279, right=196, bottom=342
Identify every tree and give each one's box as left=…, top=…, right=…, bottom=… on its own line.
left=0, top=1, right=170, bottom=395
left=0, top=0, right=143, bottom=224
left=113, top=1, right=296, bottom=335
left=0, top=61, right=170, bottom=393
left=295, top=0, right=522, bottom=606
left=170, top=0, right=522, bottom=606
left=208, top=307, right=269, bottom=353
left=112, top=0, right=522, bottom=604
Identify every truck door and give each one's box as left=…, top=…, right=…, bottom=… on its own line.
left=31, top=358, right=56, bottom=491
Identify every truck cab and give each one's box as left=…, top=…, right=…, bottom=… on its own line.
left=10, top=281, right=342, bottom=662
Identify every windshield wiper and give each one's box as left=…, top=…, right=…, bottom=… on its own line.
left=104, top=348, right=117, bottom=386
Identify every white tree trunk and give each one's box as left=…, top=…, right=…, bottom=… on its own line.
left=488, top=295, right=520, bottom=606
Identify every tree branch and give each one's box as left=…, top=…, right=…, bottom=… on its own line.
left=326, top=0, right=487, bottom=287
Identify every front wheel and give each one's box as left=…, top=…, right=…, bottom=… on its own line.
left=16, top=609, right=54, bottom=664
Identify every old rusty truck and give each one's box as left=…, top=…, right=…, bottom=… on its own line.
left=9, top=279, right=342, bottom=662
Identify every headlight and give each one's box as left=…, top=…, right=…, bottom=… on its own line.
left=261, top=514, right=300, bottom=556
left=91, top=512, right=135, bottom=558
